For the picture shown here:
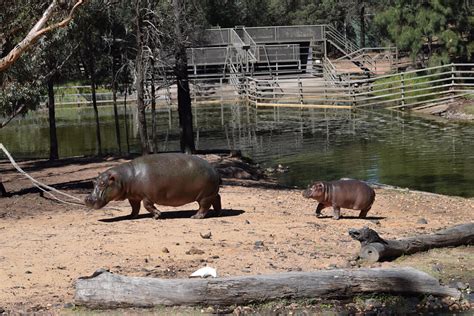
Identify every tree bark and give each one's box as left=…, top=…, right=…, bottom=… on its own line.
left=89, top=58, right=102, bottom=156
left=150, top=58, right=158, bottom=153
left=47, top=78, right=59, bottom=160
left=0, top=178, right=7, bottom=197
left=135, top=0, right=150, bottom=155
left=123, top=83, right=130, bottom=154
left=349, top=223, right=474, bottom=262
left=0, top=0, right=85, bottom=72
left=173, top=0, right=195, bottom=154
left=74, top=267, right=460, bottom=308
left=359, top=3, right=365, bottom=48
left=111, top=51, right=122, bottom=154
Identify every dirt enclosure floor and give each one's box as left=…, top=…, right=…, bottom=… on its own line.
left=0, top=155, right=473, bottom=313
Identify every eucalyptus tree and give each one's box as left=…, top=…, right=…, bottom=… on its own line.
left=37, top=29, right=80, bottom=160
left=69, top=0, right=112, bottom=156
left=0, top=0, right=86, bottom=196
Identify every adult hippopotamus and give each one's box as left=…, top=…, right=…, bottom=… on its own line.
left=302, top=179, right=375, bottom=220
left=84, top=153, right=222, bottom=219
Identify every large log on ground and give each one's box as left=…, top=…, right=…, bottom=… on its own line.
left=74, top=267, right=460, bottom=308
left=349, top=223, right=474, bottom=262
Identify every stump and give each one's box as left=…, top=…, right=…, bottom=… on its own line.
left=74, top=267, right=460, bottom=308
left=349, top=223, right=474, bottom=262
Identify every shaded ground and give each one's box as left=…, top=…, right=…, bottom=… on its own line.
left=0, top=155, right=472, bottom=314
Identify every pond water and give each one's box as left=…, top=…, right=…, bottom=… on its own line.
left=1, top=103, right=474, bottom=197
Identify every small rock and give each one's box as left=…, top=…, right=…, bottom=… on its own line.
left=162, top=247, right=170, bottom=253
left=186, top=246, right=205, bottom=255
left=417, top=218, right=428, bottom=224
left=254, top=240, right=264, bottom=249
left=200, top=232, right=212, bottom=239
left=370, top=219, right=381, bottom=225
left=63, top=303, right=74, bottom=309
left=364, top=298, right=382, bottom=309
left=455, top=281, right=469, bottom=291
left=327, top=264, right=337, bottom=270
left=432, top=263, right=444, bottom=273
left=0, top=307, right=5, bottom=314
left=245, top=220, right=250, bottom=224
left=25, top=270, right=32, bottom=274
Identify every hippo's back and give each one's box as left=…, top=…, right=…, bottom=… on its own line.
left=131, top=153, right=220, bottom=206
left=330, top=179, right=375, bottom=210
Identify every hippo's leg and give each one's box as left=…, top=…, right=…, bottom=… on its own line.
left=128, top=199, right=141, bottom=218
left=359, top=207, right=371, bottom=218
left=315, top=203, right=326, bottom=217
left=143, top=199, right=162, bottom=219
left=191, top=197, right=213, bottom=219
left=211, top=194, right=222, bottom=217
left=332, top=206, right=341, bottom=220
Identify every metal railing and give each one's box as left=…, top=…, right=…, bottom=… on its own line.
left=244, top=63, right=474, bottom=109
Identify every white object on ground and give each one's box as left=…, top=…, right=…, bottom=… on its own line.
left=190, top=266, right=217, bottom=278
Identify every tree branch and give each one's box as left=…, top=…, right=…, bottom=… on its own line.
left=0, top=103, right=27, bottom=128
left=0, top=0, right=86, bottom=73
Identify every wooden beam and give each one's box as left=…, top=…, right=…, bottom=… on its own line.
left=349, top=223, right=474, bottom=262
left=74, top=267, right=460, bottom=308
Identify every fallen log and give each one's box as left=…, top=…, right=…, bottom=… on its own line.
left=349, top=223, right=474, bottom=262
left=74, top=267, right=460, bottom=308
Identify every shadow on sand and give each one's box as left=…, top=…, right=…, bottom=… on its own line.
left=98, top=208, right=245, bottom=222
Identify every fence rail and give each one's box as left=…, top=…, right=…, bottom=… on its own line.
left=44, top=64, right=474, bottom=111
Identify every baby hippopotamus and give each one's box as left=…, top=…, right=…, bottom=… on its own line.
left=85, top=153, right=221, bottom=219
left=302, top=179, right=375, bottom=220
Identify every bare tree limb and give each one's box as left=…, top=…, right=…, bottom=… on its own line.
left=0, top=0, right=86, bottom=72
left=0, top=104, right=27, bottom=128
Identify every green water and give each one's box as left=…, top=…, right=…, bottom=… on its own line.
left=1, top=103, right=474, bottom=197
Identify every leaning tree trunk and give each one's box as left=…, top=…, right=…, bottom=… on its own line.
left=74, top=267, right=460, bottom=308
left=349, top=223, right=474, bottom=262
left=173, top=0, right=195, bottom=154
left=47, top=78, right=59, bottom=160
left=135, top=0, right=150, bottom=155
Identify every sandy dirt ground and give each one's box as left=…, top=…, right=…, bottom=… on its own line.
left=0, top=155, right=473, bottom=313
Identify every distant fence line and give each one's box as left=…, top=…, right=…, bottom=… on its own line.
left=44, top=63, right=474, bottom=111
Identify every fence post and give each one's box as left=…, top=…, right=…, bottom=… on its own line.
left=451, top=63, right=455, bottom=103
left=298, top=76, right=303, bottom=104
left=401, top=73, right=405, bottom=108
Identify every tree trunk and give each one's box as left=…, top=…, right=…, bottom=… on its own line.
left=173, top=0, right=195, bottom=154
left=359, top=3, right=365, bottom=48
left=0, top=178, right=7, bottom=197
left=47, top=78, right=59, bottom=160
left=123, top=83, right=130, bottom=154
left=90, top=63, right=102, bottom=156
left=74, top=267, right=460, bottom=308
left=150, top=58, right=158, bottom=153
left=135, top=0, right=150, bottom=155
left=111, top=54, right=122, bottom=154
left=349, top=223, right=474, bottom=262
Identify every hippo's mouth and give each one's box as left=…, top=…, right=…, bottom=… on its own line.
left=84, top=196, right=109, bottom=209
left=302, top=189, right=313, bottom=198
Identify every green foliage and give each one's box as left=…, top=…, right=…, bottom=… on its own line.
left=375, top=0, right=472, bottom=65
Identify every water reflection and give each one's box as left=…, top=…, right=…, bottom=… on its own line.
left=1, top=103, right=473, bottom=197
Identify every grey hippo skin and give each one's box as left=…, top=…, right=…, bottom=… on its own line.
left=84, top=153, right=222, bottom=219
left=302, top=179, right=375, bottom=220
